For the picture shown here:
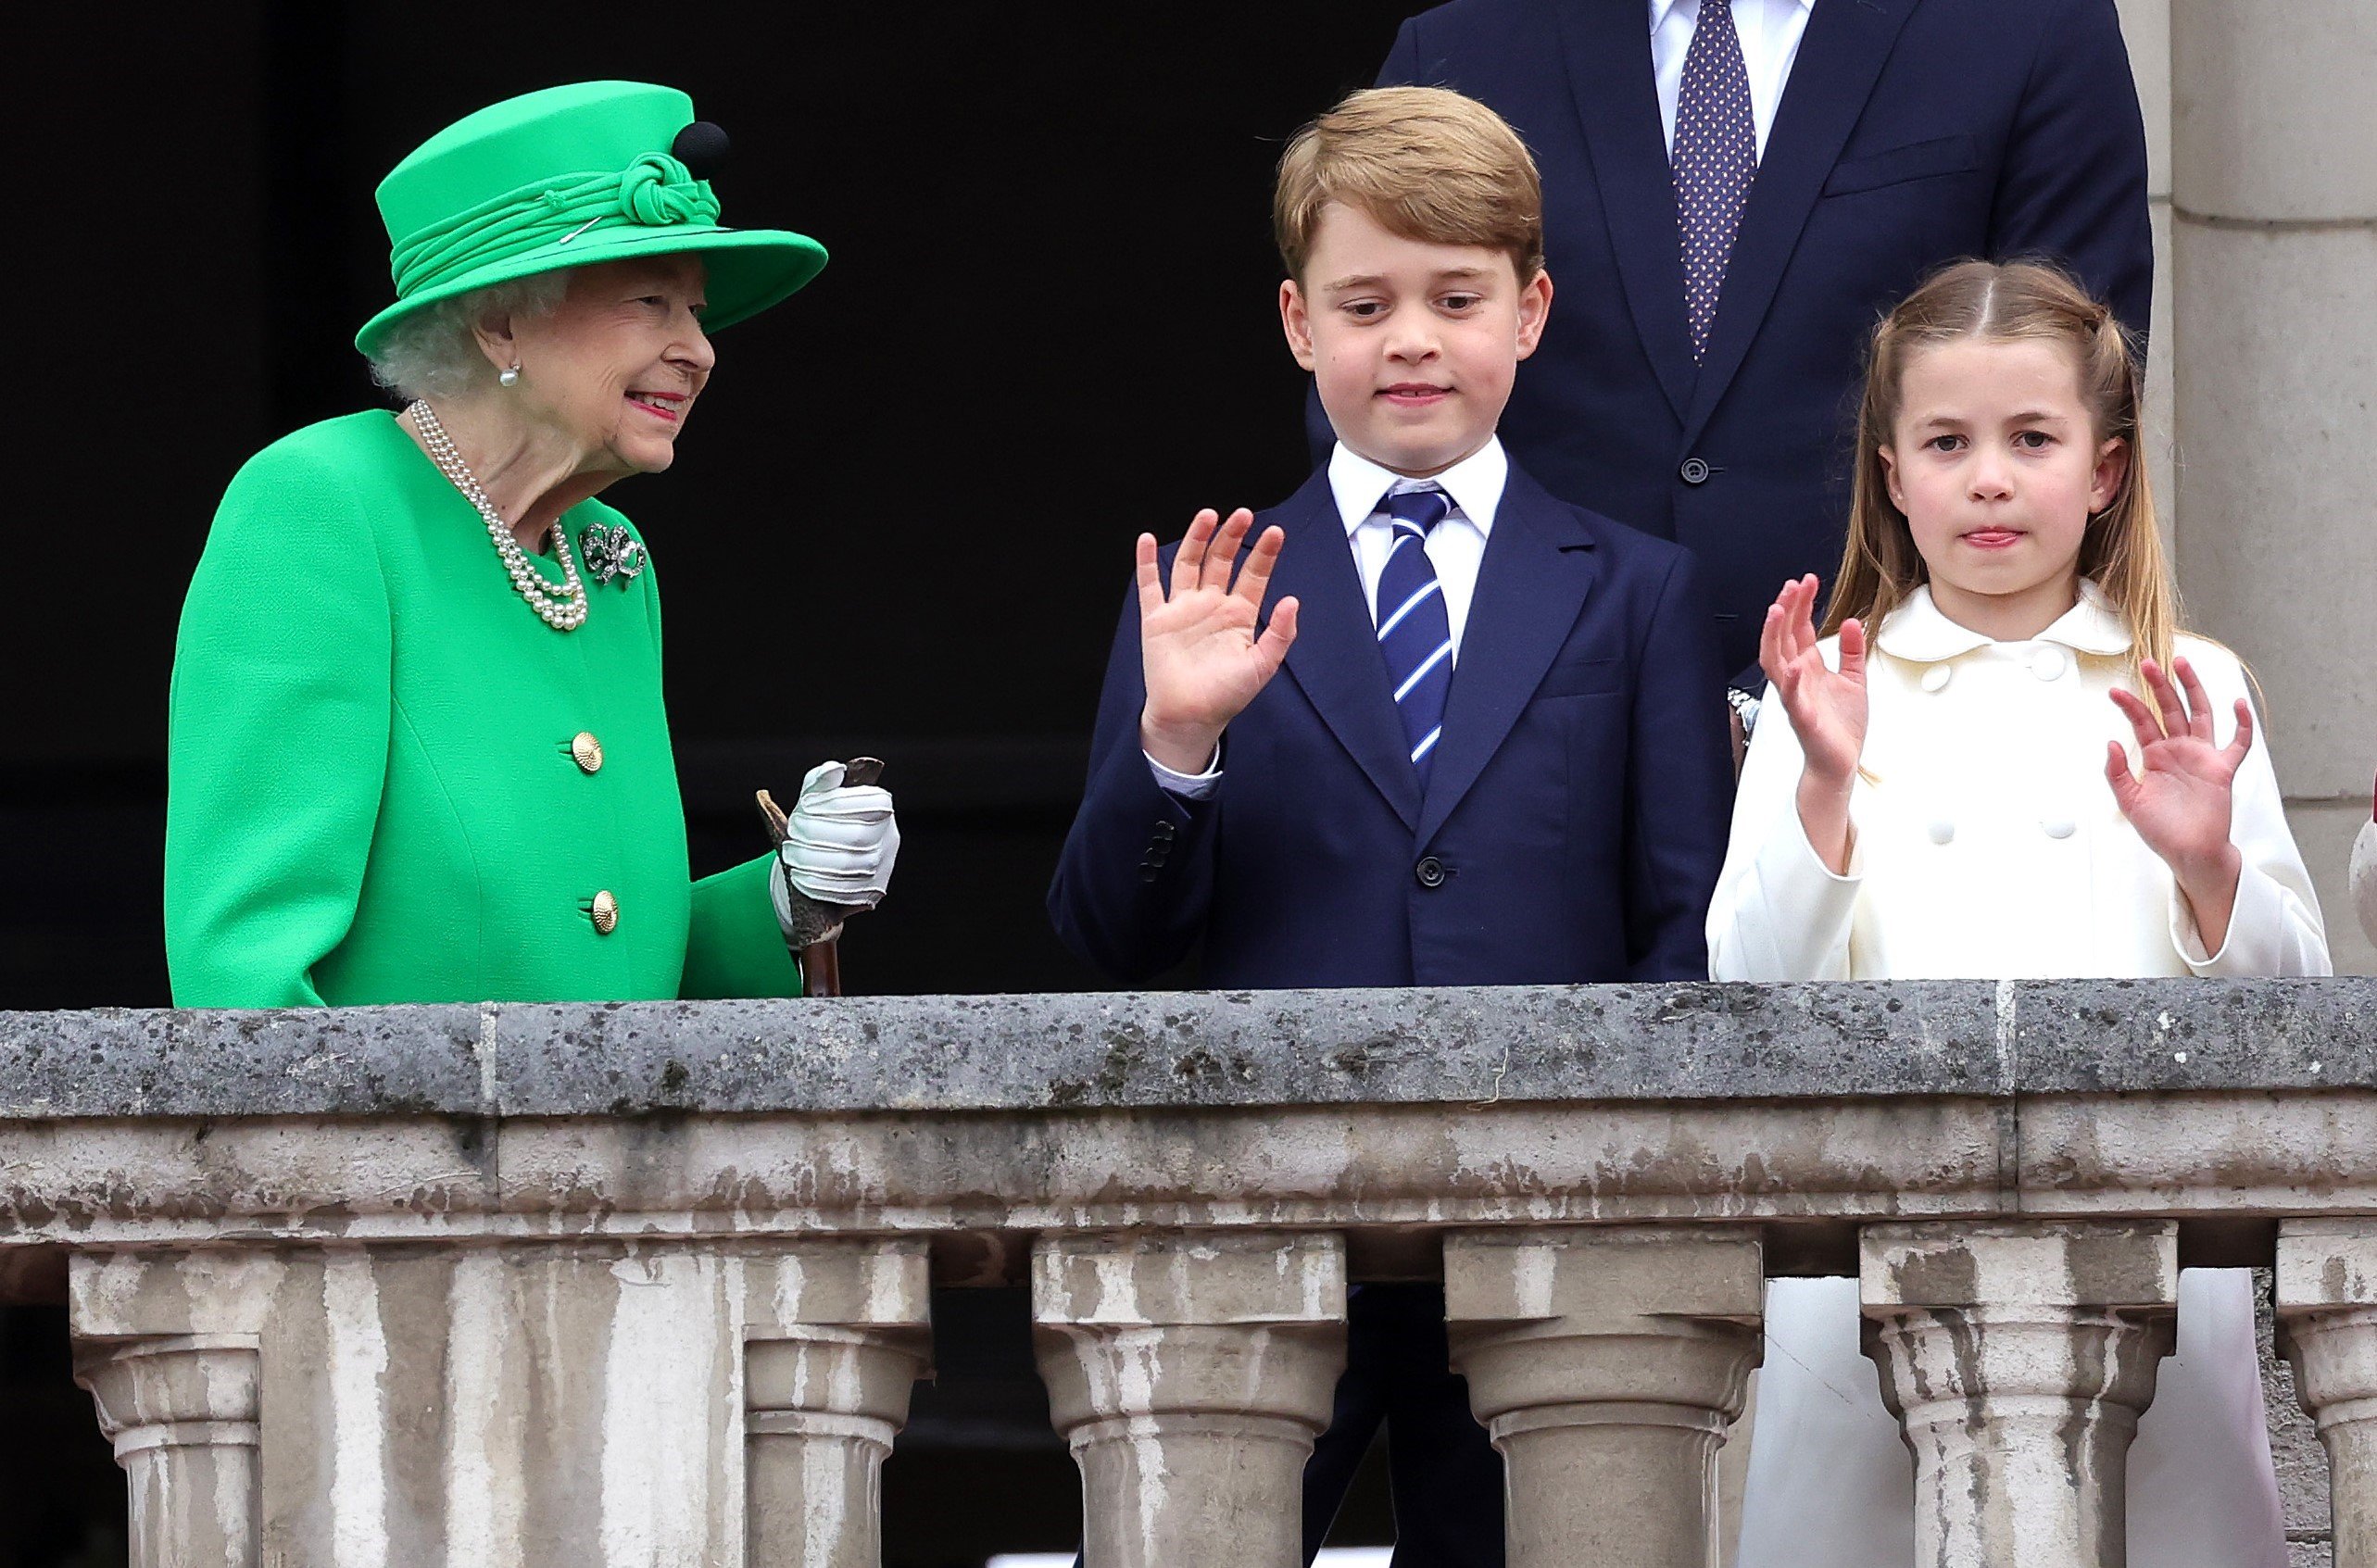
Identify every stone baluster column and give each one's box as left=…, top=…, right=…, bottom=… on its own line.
left=1861, top=1221, right=2179, bottom=1568
left=74, top=1334, right=262, bottom=1568
left=2170, top=0, right=2377, bottom=970
left=1442, top=1225, right=1763, bottom=1568
left=745, top=1238, right=935, bottom=1568
left=2276, top=1219, right=2377, bottom=1568
left=1032, top=1230, right=1346, bottom=1568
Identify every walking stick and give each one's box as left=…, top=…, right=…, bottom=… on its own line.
left=755, top=757, right=884, bottom=998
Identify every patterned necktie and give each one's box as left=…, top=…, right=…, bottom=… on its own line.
left=1375, top=486, right=1456, bottom=788
left=1673, top=0, right=1756, bottom=362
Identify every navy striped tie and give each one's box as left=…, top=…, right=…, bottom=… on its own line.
left=1376, top=486, right=1455, bottom=787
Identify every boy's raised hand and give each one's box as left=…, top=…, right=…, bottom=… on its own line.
left=2107, top=655, right=2251, bottom=946
left=1137, top=508, right=1301, bottom=775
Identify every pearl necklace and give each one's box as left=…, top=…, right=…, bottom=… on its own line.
left=407, top=399, right=588, bottom=632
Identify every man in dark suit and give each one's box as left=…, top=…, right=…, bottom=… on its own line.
left=1355, top=0, right=2154, bottom=689
left=1050, top=85, right=1733, bottom=1567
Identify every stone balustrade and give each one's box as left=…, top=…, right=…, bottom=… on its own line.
left=2, top=978, right=2374, bottom=1567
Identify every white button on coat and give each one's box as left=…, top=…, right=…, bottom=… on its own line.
left=1708, top=583, right=2330, bottom=982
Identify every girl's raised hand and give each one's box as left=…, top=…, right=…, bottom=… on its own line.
left=1760, top=575, right=1867, bottom=788
left=2106, top=656, right=2251, bottom=905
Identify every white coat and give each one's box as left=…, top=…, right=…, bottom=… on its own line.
left=1709, top=583, right=2327, bottom=982
left=1712, top=583, right=2329, bottom=1568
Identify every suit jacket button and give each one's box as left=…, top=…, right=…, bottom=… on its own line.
left=571, top=732, right=604, bottom=773
left=1679, top=457, right=1712, bottom=485
left=1152, top=821, right=1177, bottom=842
left=1415, top=856, right=1447, bottom=889
left=588, top=890, right=620, bottom=934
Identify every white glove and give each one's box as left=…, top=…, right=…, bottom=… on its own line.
left=773, top=761, right=899, bottom=912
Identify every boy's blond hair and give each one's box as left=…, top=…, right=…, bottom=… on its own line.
left=1274, top=86, right=1545, bottom=285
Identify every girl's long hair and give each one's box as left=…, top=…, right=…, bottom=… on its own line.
left=1821, top=258, right=2178, bottom=675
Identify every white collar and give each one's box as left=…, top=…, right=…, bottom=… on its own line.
left=1328, top=437, right=1509, bottom=539
left=1649, top=0, right=1815, bottom=30
left=1873, top=581, right=2136, bottom=663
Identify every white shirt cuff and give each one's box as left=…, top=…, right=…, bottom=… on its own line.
left=1146, top=746, right=1221, bottom=800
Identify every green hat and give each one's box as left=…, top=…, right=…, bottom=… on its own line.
left=355, top=81, right=827, bottom=358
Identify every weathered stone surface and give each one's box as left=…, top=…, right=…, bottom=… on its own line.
left=2007, top=979, right=2377, bottom=1093
left=483, top=982, right=2005, bottom=1116
left=1864, top=1223, right=2182, bottom=1568
left=8, top=981, right=2377, bottom=1124
left=1034, top=1231, right=1346, bottom=1568
left=0, top=1005, right=487, bottom=1118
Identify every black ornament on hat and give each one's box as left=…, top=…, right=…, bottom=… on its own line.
left=672, top=121, right=731, bottom=181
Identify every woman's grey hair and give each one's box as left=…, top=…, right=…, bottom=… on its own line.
left=366, top=271, right=572, bottom=402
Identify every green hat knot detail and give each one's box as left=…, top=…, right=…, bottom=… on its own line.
left=618, top=153, right=717, bottom=227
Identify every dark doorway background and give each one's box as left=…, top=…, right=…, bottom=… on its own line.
left=6, top=6, right=1423, bottom=1563
left=7, top=1, right=1426, bottom=1011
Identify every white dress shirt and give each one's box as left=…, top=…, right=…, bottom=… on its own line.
left=1148, top=439, right=1510, bottom=797
left=1651, top=0, right=1817, bottom=162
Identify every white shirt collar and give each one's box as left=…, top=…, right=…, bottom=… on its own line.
left=1328, top=437, right=1509, bottom=539
left=1873, top=581, right=2136, bottom=662
left=1650, top=0, right=1816, bottom=31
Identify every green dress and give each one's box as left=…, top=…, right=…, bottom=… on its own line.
left=166, top=411, right=800, bottom=1007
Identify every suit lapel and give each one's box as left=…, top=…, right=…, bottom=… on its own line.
left=1555, top=1, right=1697, bottom=421
left=1682, top=0, right=1915, bottom=446
left=1416, top=470, right=1599, bottom=847
left=1273, top=470, right=1423, bottom=832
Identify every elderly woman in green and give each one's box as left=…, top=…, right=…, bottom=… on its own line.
left=167, top=82, right=896, bottom=1007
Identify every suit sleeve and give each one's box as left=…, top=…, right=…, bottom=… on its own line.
left=626, top=544, right=804, bottom=1000
left=166, top=445, right=393, bottom=1008
left=1621, top=550, right=1735, bottom=980
left=1047, top=577, right=1218, bottom=981
left=1989, top=0, right=2155, bottom=338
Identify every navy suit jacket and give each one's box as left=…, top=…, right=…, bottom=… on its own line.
left=1355, top=0, right=2154, bottom=678
left=1049, top=458, right=1731, bottom=988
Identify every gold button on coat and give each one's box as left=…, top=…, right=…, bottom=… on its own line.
left=571, top=732, right=604, bottom=773
left=589, top=890, right=619, bottom=935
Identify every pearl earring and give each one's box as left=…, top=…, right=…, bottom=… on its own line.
left=499, top=364, right=521, bottom=387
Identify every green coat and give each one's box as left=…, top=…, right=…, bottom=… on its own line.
left=166, top=411, right=800, bottom=1007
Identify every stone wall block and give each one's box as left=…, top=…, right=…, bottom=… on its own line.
left=1032, top=1231, right=1347, bottom=1568
left=1444, top=1225, right=1764, bottom=1568
left=75, top=1334, right=262, bottom=1568
left=1862, top=1222, right=2180, bottom=1568
left=2169, top=221, right=2377, bottom=798
left=2277, top=1222, right=2377, bottom=1568
left=2171, top=0, right=2377, bottom=220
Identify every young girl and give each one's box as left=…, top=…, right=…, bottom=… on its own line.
left=1714, top=260, right=2328, bottom=1568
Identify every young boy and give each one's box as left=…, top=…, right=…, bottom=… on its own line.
left=1048, top=87, right=1732, bottom=1564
